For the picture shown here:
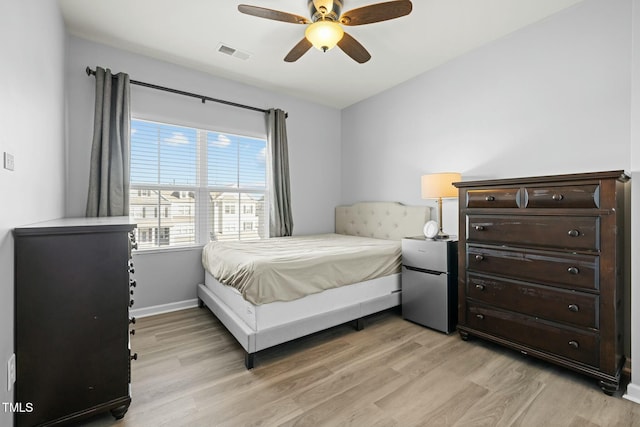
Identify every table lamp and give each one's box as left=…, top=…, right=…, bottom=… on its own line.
left=421, top=172, right=461, bottom=239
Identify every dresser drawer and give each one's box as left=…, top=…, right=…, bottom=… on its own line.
left=467, top=215, right=599, bottom=250
left=524, top=185, right=600, bottom=209
left=466, top=188, right=520, bottom=208
left=466, top=303, right=599, bottom=367
left=467, top=274, right=598, bottom=328
left=467, top=246, right=599, bottom=291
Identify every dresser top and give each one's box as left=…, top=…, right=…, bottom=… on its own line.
left=453, top=170, right=629, bottom=188
left=14, top=216, right=136, bottom=235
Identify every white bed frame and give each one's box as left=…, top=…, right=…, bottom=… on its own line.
left=197, top=202, right=430, bottom=368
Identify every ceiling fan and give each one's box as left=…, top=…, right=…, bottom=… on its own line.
left=237, top=0, right=413, bottom=64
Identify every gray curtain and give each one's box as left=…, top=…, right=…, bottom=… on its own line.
left=266, top=108, right=293, bottom=237
left=86, top=67, right=131, bottom=217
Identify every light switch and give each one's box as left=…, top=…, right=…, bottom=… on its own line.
left=4, top=152, right=14, bottom=171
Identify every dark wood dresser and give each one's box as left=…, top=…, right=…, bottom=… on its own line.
left=14, top=217, right=137, bottom=426
left=453, top=171, right=629, bottom=394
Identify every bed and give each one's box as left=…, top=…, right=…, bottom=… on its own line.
left=197, top=201, right=430, bottom=368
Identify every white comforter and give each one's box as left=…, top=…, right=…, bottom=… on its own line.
left=201, top=233, right=401, bottom=305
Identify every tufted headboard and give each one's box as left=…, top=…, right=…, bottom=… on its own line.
left=335, top=202, right=431, bottom=240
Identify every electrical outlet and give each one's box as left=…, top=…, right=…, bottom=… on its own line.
left=4, top=152, right=15, bottom=171
left=7, top=353, right=16, bottom=392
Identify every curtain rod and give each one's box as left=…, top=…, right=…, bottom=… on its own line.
left=85, top=66, right=286, bottom=117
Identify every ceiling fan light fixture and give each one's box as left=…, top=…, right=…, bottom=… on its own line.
left=305, top=20, right=344, bottom=52
left=238, top=0, right=412, bottom=62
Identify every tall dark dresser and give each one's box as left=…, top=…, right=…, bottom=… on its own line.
left=14, top=217, right=137, bottom=426
left=454, top=171, right=628, bottom=394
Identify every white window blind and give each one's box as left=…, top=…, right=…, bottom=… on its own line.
left=130, top=119, right=267, bottom=249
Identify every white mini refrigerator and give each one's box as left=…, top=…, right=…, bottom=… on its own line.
left=401, top=238, right=458, bottom=334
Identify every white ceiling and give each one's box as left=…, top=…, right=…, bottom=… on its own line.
left=58, top=0, right=585, bottom=109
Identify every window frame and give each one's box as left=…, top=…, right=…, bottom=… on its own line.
left=129, top=118, right=269, bottom=252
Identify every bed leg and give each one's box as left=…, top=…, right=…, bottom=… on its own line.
left=245, top=352, right=255, bottom=370
left=198, top=298, right=204, bottom=308
left=355, top=318, right=365, bottom=331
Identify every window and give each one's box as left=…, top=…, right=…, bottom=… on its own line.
left=130, top=119, right=267, bottom=249
left=139, top=228, right=150, bottom=243
left=158, top=227, right=171, bottom=246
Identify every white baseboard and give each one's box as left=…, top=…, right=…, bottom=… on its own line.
left=623, top=383, right=640, bottom=404
left=130, top=299, right=199, bottom=318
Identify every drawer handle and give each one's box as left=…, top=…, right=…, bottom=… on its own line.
left=485, top=195, right=495, bottom=202
left=567, top=267, right=580, bottom=275
left=476, top=314, right=485, bottom=320
left=552, top=194, right=564, bottom=201
left=130, top=329, right=136, bottom=336
left=129, top=299, right=135, bottom=307
left=130, top=353, right=138, bottom=361
left=475, top=284, right=486, bottom=291
left=475, top=255, right=484, bottom=262
left=568, top=304, right=579, bottom=312
left=567, top=229, right=580, bottom=237
left=568, top=340, right=579, bottom=349
left=474, top=225, right=485, bottom=231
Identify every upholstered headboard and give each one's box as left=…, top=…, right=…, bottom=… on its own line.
left=335, top=202, right=431, bottom=240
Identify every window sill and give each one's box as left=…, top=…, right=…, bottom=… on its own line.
left=132, top=244, right=205, bottom=255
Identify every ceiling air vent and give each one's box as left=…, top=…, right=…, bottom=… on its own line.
left=217, top=43, right=251, bottom=60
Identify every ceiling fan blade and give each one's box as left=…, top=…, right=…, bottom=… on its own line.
left=340, top=0, right=412, bottom=26
left=238, top=5, right=310, bottom=24
left=284, top=38, right=313, bottom=62
left=337, top=32, right=371, bottom=64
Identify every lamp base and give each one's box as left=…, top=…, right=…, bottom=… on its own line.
left=433, top=231, right=450, bottom=240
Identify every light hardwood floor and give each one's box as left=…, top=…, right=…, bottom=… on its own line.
left=80, top=307, right=640, bottom=427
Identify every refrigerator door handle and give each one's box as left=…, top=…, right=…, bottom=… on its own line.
left=403, top=265, right=446, bottom=275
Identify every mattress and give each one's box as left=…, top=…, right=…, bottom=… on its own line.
left=202, top=233, right=401, bottom=305
left=204, top=270, right=401, bottom=331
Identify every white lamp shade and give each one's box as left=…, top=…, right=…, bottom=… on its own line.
left=421, top=172, right=461, bottom=199
left=305, top=20, right=344, bottom=52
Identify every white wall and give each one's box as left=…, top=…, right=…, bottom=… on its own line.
left=625, top=0, right=640, bottom=404
left=0, top=1, right=67, bottom=425
left=65, top=36, right=343, bottom=309
left=342, top=0, right=635, bottom=361
left=343, top=0, right=631, bottom=191
left=342, top=0, right=631, bottom=236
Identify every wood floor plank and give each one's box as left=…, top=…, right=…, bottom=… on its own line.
left=279, top=367, right=408, bottom=427
left=405, top=380, right=489, bottom=427
left=79, top=307, right=640, bottom=427
left=375, top=361, right=480, bottom=422
left=292, top=340, right=421, bottom=409
left=452, top=376, right=545, bottom=426
left=192, top=364, right=335, bottom=424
